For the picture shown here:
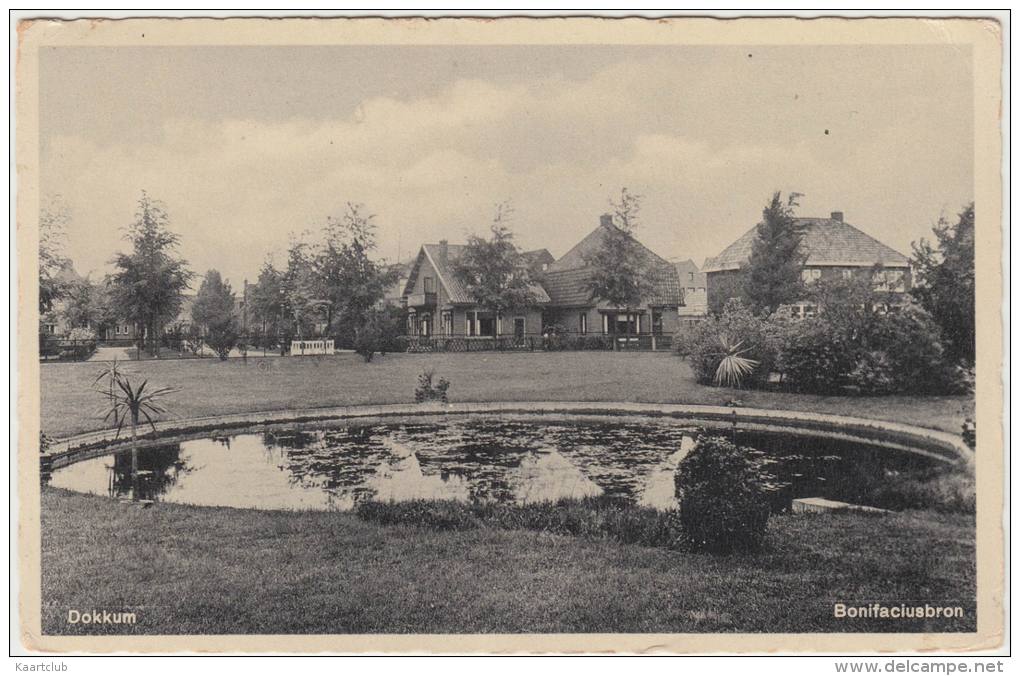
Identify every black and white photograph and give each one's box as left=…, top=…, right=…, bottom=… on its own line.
left=13, top=13, right=1006, bottom=657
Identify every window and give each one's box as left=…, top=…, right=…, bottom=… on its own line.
left=420, top=313, right=431, bottom=337
left=841, top=269, right=854, bottom=280
left=441, top=311, right=453, bottom=336
left=688, top=272, right=695, bottom=282
left=801, top=268, right=822, bottom=284
left=466, top=312, right=476, bottom=337
left=652, top=311, right=663, bottom=336
left=423, top=277, right=436, bottom=293
left=578, top=313, right=587, bottom=334
left=874, top=269, right=906, bottom=293
left=478, top=314, right=495, bottom=337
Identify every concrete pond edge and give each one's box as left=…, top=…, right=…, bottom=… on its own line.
left=42, top=401, right=974, bottom=472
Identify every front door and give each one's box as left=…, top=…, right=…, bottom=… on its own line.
left=513, top=316, right=526, bottom=339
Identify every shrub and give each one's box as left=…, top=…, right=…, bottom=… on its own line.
left=672, top=435, right=774, bottom=552
left=414, top=369, right=450, bottom=403
left=846, top=350, right=896, bottom=395
left=681, top=299, right=778, bottom=388
left=861, top=467, right=975, bottom=514
left=865, top=306, right=960, bottom=394
left=962, top=418, right=976, bottom=451
left=206, top=319, right=240, bottom=360
left=59, top=327, right=98, bottom=361
left=776, top=318, right=859, bottom=393
left=353, top=310, right=401, bottom=362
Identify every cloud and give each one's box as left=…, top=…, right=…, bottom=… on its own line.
left=41, top=49, right=973, bottom=287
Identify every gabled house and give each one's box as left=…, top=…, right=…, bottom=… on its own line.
left=702, top=211, right=912, bottom=316
left=539, top=214, right=684, bottom=339
left=671, top=258, right=708, bottom=317
left=401, top=241, right=551, bottom=339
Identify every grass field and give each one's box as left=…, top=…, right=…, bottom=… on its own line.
left=41, top=351, right=974, bottom=438
left=41, top=488, right=975, bottom=635
left=39, top=351, right=976, bottom=635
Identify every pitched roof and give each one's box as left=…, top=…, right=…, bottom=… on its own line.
left=702, top=217, right=911, bottom=273
left=404, top=243, right=551, bottom=305
left=520, top=248, right=555, bottom=273
left=540, top=222, right=683, bottom=307
left=672, top=258, right=706, bottom=287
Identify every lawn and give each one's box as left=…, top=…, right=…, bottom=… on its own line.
left=41, top=488, right=975, bottom=635
left=40, top=351, right=974, bottom=438
left=38, top=351, right=977, bottom=637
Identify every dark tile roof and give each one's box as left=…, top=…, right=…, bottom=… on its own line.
left=703, top=217, right=911, bottom=273
left=540, top=222, right=683, bottom=307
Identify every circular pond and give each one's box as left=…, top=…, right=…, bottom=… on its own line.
left=47, top=414, right=942, bottom=512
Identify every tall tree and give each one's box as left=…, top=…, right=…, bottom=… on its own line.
left=742, top=191, right=807, bottom=314
left=911, top=203, right=975, bottom=365
left=62, top=277, right=116, bottom=335
left=315, top=202, right=395, bottom=338
left=192, top=269, right=239, bottom=360
left=583, top=188, right=654, bottom=347
left=281, top=236, right=323, bottom=340
left=109, top=192, right=193, bottom=355
left=452, top=201, right=537, bottom=338
left=39, top=195, right=70, bottom=314
left=248, top=258, right=287, bottom=340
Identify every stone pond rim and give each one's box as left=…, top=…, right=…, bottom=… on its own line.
left=41, top=401, right=973, bottom=472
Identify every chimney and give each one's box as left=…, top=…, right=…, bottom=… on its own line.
left=438, top=239, right=448, bottom=264
left=830, top=211, right=844, bottom=222
left=600, top=213, right=614, bottom=228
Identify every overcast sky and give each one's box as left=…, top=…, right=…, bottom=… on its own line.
left=40, top=44, right=973, bottom=286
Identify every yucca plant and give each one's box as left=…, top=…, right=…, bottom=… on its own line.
left=94, top=362, right=178, bottom=500
left=712, top=334, right=760, bottom=389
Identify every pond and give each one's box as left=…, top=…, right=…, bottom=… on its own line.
left=48, top=415, right=939, bottom=512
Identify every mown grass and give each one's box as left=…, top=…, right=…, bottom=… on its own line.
left=41, top=351, right=974, bottom=438
left=355, top=496, right=678, bottom=548
left=41, top=488, right=975, bottom=635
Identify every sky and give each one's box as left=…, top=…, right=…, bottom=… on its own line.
left=40, top=44, right=974, bottom=287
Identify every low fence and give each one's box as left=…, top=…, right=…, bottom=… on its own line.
left=399, top=333, right=673, bottom=353
left=40, top=331, right=676, bottom=362
left=39, top=336, right=98, bottom=362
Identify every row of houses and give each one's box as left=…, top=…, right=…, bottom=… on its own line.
left=397, top=209, right=911, bottom=340
left=43, top=208, right=911, bottom=346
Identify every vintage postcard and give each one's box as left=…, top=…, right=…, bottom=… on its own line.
left=14, top=15, right=1005, bottom=654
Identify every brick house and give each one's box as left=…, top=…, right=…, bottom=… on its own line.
left=538, top=215, right=684, bottom=341
left=400, top=214, right=684, bottom=345
left=672, top=258, right=708, bottom=317
left=702, top=211, right=912, bottom=316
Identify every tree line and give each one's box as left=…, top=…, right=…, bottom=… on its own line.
left=39, top=188, right=975, bottom=367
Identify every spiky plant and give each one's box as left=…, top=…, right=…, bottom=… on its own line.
left=94, top=364, right=178, bottom=500
left=713, top=335, right=760, bottom=389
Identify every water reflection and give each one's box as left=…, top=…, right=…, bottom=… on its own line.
left=48, top=417, right=936, bottom=512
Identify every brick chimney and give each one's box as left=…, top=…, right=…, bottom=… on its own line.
left=438, top=239, right=448, bottom=264
left=830, top=211, right=844, bottom=222
left=600, top=213, right=614, bottom=228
